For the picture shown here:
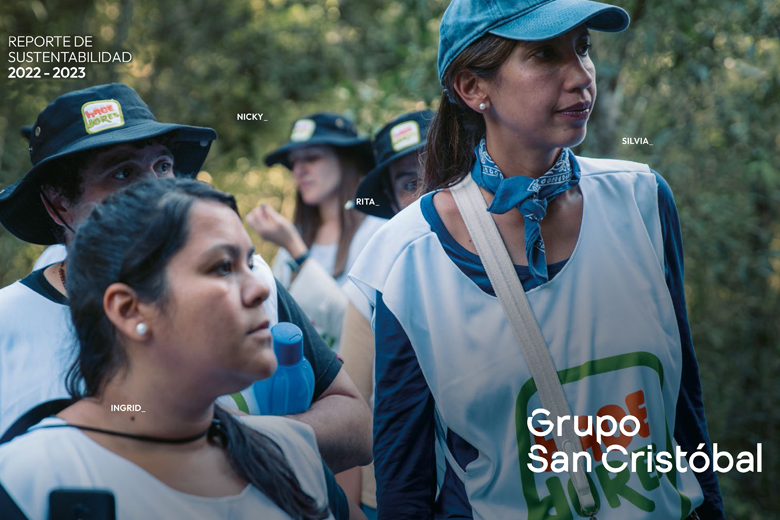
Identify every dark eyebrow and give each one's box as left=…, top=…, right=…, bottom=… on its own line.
left=205, top=244, right=241, bottom=258
left=206, top=244, right=256, bottom=260
left=96, top=154, right=136, bottom=170
left=96, top=150, right=174, bottom=171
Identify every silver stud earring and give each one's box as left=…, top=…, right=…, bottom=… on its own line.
left=479, top=102, right=487, bottom=111
left=136, top=323, right=148, bottom=336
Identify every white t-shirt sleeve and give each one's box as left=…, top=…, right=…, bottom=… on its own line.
left=32, top=244, right=67, bottom=271
left=271, top=248, right=293, bottom=289
left=342, top=279, right=374, bottom=323
left=254, top=254, right=278, bottom=326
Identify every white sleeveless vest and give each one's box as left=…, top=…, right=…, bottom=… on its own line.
left=349, top=157, right=704, bottom=520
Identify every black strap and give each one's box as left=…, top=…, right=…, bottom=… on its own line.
left=0, top=399, right=75, bottom=445
left=0, top=481, right=29, bottom=520
left=2, top=399, right=226, bottom=446
left=30, top=422, right=214, bottom=444
left=0, top=399, right=71, bottom=520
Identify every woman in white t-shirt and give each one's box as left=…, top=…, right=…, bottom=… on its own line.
left=247, top=113, right=384, bottom=351
left=0, top=178, right=361, bottom=520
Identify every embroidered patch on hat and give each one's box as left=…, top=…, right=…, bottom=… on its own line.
left=290, top=119, right=316, bottom=142
left=81, top=100, right=125, bottom=134
left=390, top=121, right=421, bottom=152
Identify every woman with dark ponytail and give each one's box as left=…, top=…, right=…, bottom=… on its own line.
left=0, top=178, right=362, bottom=520
left=349, top=0, right=723, bottom=518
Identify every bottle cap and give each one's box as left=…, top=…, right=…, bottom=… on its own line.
left=271, top=322, right=304, bottom=366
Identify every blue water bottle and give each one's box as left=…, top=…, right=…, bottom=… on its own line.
left=252, top=322, right=315, bottom=415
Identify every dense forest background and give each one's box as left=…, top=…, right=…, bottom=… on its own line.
left=1, top=0, right=778, bottom=516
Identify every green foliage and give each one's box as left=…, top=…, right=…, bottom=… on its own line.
left=1, top=0, right=778, bottom=515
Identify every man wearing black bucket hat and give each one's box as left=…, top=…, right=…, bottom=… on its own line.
left=0, top=85, right=372, bottom=476
left=0, top=84, right=215, bottom=246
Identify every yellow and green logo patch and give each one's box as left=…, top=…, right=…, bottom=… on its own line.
left=390, top=121, right=421, bottom=152
left=290, top=119, right=316, bottom=142
left=81, top=99, right=125, bottom=134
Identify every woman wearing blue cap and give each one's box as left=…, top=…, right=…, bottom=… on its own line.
left=247, top=113, right=385, bottom=353
left=349, top=0, right=724, bottom=518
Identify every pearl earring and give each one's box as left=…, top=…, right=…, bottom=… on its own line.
left=479, top=102, right=487, bottom=111
left=136, top=323, right=148, bottom=336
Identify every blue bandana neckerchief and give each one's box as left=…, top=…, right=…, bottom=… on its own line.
left=470, top=138, right=581, bottom=286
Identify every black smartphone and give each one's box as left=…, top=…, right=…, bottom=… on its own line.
left=48, top=489, right=115, bottom=520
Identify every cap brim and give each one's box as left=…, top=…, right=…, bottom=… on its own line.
left=0, top=122, right=217, bottom=245
left=489, top=0, right=629, bottom=42
left=264, top=137, right=372, bottom=169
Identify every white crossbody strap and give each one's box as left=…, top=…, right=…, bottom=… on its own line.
left=449, top=175, right=597, bottom=512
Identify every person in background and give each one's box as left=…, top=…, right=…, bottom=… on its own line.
left=0, top=178, right=365, bottom=520
left=246, top=113, right=385, bottom=353
left=335, top=110, right=433, bottom=520
left=348, top=0, right=724, bottom=518
left=354, top=110, right=434, bottom=220
left=0, top=85, right=372, bottom=474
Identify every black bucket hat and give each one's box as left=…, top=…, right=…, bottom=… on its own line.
left=0, top=83, right=217, bottom=245
left=264, top=113, right=373, bottom=170
left=19, top=125, right=33, bottom=141
left=355, top=110, right=433, bottom=219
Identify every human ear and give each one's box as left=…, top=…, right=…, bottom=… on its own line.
left=452, top=70, right=490, bottom=113
left=103, top=283, right=153, bottom=342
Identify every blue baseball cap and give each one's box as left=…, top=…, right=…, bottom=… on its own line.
left=264, top=113, right=373, bottom=170
left=0, top=83, right=217, bottom=245
left=355, top=110, right=433, bottom=219
left=438, top=0, right=630, bottom=83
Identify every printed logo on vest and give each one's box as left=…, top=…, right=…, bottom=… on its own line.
left=81, top=100, right=124, bottom=134
left=290, top=119, right=316, bottom=142
left=515, top=352, right=697, bottom=519
left=390, top=121, right=420, bottom=152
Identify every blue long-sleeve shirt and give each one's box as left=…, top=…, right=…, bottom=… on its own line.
left=373, top=171, right=725, bottom=519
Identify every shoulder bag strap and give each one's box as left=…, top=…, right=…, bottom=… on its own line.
left=0, top=482, right=29, bottom=520
left=449, top=175, right=597, bottom=513
left=0, top=399, right=75, bottom=446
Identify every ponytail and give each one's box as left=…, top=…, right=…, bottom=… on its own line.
left=214, top=406, right=329, bottom=519
left=421, top=35, right=517, bottom=193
